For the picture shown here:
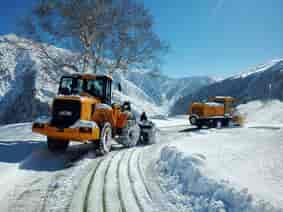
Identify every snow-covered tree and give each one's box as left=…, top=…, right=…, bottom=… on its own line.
left=20, top=0, right=168, bottom=74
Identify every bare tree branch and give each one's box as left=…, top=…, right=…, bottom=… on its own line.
left=20, top=0, right=168, bottom=75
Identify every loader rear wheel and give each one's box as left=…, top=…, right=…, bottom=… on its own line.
left=124, top=124, right=140, bottom=148
left=47, top=137, right=69, bottom=152
left=99, top=123, right=113, bottom=155
left=116, top=122, right=140, bottom=148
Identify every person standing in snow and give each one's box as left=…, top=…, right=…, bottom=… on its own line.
left=140, top=112, right=148, bottom=122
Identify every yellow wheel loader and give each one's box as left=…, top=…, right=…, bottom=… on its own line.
left=188, top=96, right=244, bottom=129
left=32, top=74, right=148, bottom=154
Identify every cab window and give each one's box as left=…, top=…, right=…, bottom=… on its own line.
left=85, top=79, right=105, bottom=98
left=59, top=77, right=83, bottom=95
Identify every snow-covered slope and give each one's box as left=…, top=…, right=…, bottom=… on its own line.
left=171, top=59, right=283, bottom=115
left=237, top=100, right=283, bottom=127
left=0, top=34, right=214, bottom=124
left=0, top=34, right=164, bottom=124
left=124, top=70, right=216, bottom=112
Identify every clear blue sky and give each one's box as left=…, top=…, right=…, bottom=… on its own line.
left=1, top=0, right=283, bottom=78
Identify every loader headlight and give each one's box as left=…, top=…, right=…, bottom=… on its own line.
left=34, top=116, right=51, bottom=125
left=70, top=120, right=98, bottom=129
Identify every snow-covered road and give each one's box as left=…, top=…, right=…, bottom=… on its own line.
left=0, top=123, right=161, bottom=212
left=151, top=112, right=283, bottom=212
left=70, top=148, right=157, bottom=212
left=0, top=123, right=98, bottom=212
left=1, top=104, right=283, bottom=212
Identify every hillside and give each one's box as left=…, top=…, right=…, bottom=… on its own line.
left=0, top=34, right=161, bottom=124
left=171, top=59, right=283, bottom=115
left=0, top=34, right=213, bottom=124
left=124, top=70, right=215, bottom=112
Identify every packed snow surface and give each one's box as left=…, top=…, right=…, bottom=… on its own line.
left=151, top=115, right=188, bottom=128
left=0, top=123, right=98, bottom=212
left=156, top=100, right=283, bottom=211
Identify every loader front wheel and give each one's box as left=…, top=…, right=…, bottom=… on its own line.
left=99, top=123, right=113, bottom=155
left=47, top=137, right=69, bottom=152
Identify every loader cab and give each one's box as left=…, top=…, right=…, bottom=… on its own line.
left=58, top=74, right=112, bottom=104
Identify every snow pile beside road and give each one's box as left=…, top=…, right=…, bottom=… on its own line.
left=237, top=100, right=283, bottom=126
left=157, top=145, right=281, bottom=212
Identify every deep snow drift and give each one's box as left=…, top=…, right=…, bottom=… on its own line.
left=237, top=100, right=283, bottom=127
left=156, top=100, right=283, bottom=212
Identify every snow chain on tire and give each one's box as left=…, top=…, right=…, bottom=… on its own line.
left=118, top=120, right=140, bottom=148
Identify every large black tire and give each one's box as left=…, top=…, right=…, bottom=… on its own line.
left=98, top=122, right=113, bottom=155
left=222, top=119, right=230, bottom=127
left=139, top=126, right=157, bottom=145
left=189, top=115, right=198, bottom=126
left=47, top=137, right=69, bottom=152
left=127, top=124, right=140, bottom=147
left=117, top=121, right=140, bottom=148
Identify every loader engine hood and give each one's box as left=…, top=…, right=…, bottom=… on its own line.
left=50, top=96, right=99, bottom=128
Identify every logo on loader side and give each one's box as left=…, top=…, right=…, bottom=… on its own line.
left=58, top=111, right=73, bottom=116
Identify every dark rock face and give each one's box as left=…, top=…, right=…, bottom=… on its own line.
left=0, top=68, right=50, bottom=125
left=171, top=60, right=283, bottom=115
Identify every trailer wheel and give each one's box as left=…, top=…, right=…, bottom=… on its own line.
left=47, top=137, right=69, bottom=152
left=99, top=123, right=113, bottom=155
left=139, top=125, right=157, bottom=145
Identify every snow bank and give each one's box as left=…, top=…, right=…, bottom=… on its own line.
left=237, top=100, right=283, bottom=127
left=157, top=146, right=282, bottom=212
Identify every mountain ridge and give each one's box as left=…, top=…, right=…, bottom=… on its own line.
left=171, top=59, right=283, bottom=115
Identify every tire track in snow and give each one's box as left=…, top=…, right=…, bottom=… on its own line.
left=73, top=147, right=155, bottom=212
left=137, top=149, right=153, bottom=201
left=118, top=149, right=143, bottom=212
left=118, top=148, right=154, bottom=212
left=116, top=150, right=129, bottom=212
left=82, top=152, right=118, bottom=212
left=103, top=151, right=126, bottom=212
left=127, top=149, right=144, bottom=212
left=83, top=157, right=105, bottom=212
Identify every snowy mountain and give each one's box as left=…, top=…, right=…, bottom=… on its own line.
left=0, top=34, right=213, bottom=124
left=171, top=59, right=283, bottom=115
left=124, top=70, right=216, bottom=112
left=0, top=34, right=161, bottom=124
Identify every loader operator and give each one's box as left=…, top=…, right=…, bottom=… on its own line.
left=140, top=112, right=148, bottom=122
